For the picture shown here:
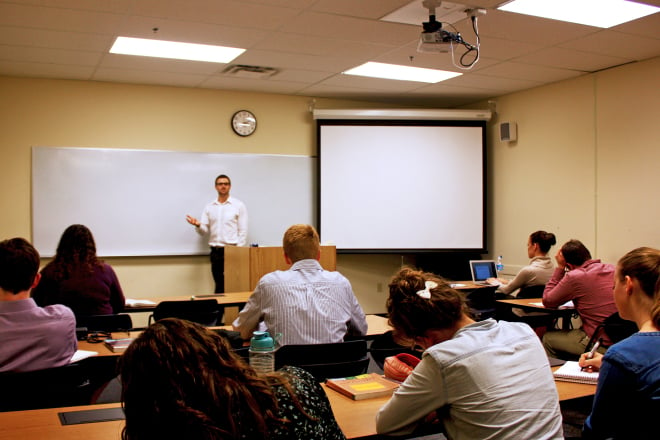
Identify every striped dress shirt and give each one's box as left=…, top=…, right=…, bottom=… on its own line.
left=232, top=259, right=367, bottom=346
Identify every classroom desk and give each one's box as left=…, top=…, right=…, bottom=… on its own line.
left=450, top=281, right=496, bottom=290
left=124, top=291, right=253, bottom=313
left=77, top=314, right=393, bottom=356
left=496, top=297, right=575, bottom=330
left=0, top=388, right=386, bottom=440
left=0, top=371, right=595, bottom=440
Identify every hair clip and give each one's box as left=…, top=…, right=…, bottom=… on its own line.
left=416, top=280, right=437, bottom=299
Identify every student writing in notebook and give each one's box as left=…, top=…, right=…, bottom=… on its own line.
left=376, top=268, right=562, bottom=439
left=578, top=247, right=660, bottom=440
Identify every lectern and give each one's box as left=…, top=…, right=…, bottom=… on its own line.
left=224, top=245, right=337, bottom=292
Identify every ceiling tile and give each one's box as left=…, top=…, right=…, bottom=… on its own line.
left=515, top=47, right=632, bottom=72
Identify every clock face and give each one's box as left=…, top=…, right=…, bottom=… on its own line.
left=231, top=110, right=257, bottom=136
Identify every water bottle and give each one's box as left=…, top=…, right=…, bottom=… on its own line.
left=496, top=255, right=504, bottom=272
left=249, top=331, right=275, bottom=374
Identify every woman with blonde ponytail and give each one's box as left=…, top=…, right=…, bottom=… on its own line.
left=580, top=247, right=660, bottom=439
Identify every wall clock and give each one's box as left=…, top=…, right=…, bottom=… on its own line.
left=231, top=110, right=257, bottom=136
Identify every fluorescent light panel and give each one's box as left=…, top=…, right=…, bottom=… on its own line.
left=110, top=37, right=245, bottom=63
left=498, top=0, right=659, bottom=28
left=343, top=62, right=461, bottom=83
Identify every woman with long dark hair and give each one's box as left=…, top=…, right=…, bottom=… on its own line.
left=32, top=224, right=125, bottom=317
left=119, top=318, right=345, bottom=440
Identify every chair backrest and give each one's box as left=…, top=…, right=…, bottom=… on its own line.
left=274, top=340, right=369, bottom=381
left=368, top=331, right=421, bottom=370
left=464, top=285, right=497, bottom=320
left=0, top=363, right=92, bottom=412
left=149, top=299, right=220, bottom=326
left=77, top=313, right=133, bottom=333
left=517, top=284, right=546, bottom=299
left=587, top=312, right=638, bottom=349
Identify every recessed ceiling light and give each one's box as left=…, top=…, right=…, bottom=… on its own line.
left=342, top=62, right=461, bottom=83
left=498, top=0, right=659, bottom=28
left=110, top=37, right=245, bottom=63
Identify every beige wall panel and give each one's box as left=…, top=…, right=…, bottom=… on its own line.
left=594, top=57, right=660, bottom=263
left=484, top=75, right=597, bottom=269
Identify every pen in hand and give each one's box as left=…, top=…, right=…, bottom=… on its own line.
left=581, top=338, right=602, bottom=371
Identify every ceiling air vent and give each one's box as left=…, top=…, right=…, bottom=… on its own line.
left=222, top=64, right=279, bottom=79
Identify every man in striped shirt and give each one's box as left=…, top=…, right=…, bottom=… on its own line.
left=233, top=224, right=367, bottom=346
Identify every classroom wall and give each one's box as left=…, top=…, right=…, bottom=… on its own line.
left=0, top=76, right=402, bottom=313
left=1, top=55, right=658, bottom=314
left=479, top=56, right=660, bottom=275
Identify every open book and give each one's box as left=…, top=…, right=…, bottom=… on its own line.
left=553, top=361, right=599, bottom=384
left=326, top=373, right=399, bottom=401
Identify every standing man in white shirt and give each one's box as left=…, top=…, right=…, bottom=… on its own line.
left=186, top=174, right=248, bottom=293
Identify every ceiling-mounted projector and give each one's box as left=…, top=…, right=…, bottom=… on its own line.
left=417, top=0, right=466, bottom=53
left=418, top=29, right=461, bottom=53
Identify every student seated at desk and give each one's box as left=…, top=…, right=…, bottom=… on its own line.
left=32, top=224, right=125, bottom=318
left=577, top=247, right=660, bottom=440
left=542, top=239, right=617, bottom=360
left=233, top=224, right=367, bottom=346
left=119, top=318, right=345, bottom=440
left=376, top=268, right=562, bottom=439
left=0, top=238, right=76, bottom=373
left=489, top=230, right=556, bottom=296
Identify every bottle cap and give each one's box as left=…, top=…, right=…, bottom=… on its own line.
left=250, top=331, right=274, bottom=351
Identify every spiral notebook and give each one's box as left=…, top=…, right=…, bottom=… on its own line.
left=553, top=361, right=599, bottom=384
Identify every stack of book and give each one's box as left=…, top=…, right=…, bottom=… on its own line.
left=104, top=338, right=135, bottom=353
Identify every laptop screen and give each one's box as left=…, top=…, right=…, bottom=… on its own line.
left=469, top=260, right=497, bottom=282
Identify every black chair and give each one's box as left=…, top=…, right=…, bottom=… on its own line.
left=464, top=285, right=498, bottom=321
left=0, top=363, right=92, bottom=412
left=496, top=284, right=557, bottom=329
left=586, top=312, right=638, bottom=350
left=274, top=340, right=369, bottom=382
left=77, top=313, right=133, bottom=333
left=368, top=331, right=421, bottom=370
left=148, top=299, right=221, bottom=326
left=517, top=284, right=547, bottom=299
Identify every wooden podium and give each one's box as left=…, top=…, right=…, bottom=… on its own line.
left=224, top=245, right=337, bottom=292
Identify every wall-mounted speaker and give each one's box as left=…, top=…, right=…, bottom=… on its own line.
left=499, top=121, right=517, bottom=142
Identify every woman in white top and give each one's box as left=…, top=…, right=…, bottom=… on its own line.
left=489, top=230, right=557, bottom=296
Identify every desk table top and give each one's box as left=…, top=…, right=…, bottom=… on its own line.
left=124, top=291, right=253, bottom=312
left=497, top=297, right=575, bottom=311
left=0, top=367, right=595, bottom=440
left=77, top=314, right=392, bottom=356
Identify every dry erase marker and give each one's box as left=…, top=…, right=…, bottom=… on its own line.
left=581, top=338, right=602, bottom=371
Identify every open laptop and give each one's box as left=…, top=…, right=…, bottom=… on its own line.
left=469, top=260, right=498, bottom=285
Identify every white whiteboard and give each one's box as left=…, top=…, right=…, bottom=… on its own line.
left=32, top=147, right=316, bottom=257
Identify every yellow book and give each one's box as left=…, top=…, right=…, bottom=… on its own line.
left=326, top=373, right=400, bottom=401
